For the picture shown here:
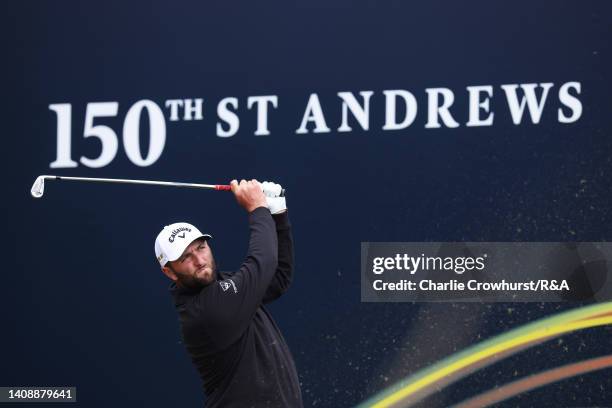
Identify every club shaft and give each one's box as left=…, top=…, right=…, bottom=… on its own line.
left=43, top=175, right=229, bottom=190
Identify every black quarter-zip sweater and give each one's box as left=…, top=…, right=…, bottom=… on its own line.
left=169, top=207, right=303, bottom=408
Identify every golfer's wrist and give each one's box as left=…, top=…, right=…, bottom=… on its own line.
left=248, top=205, right=270, bottom=215
left=272, top=210, right=290, bottom=229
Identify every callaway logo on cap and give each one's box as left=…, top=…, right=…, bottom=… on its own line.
left=154, top=222, right=212, bottom=267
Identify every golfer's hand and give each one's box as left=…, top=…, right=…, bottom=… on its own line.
left=262, top=181, right=287, bottom=214
left=261, top=181, right=282, bottom=197
left=231, top=179, right=268, bottom=213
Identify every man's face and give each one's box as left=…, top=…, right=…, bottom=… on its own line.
left=163, top=238, right=216, bottom=290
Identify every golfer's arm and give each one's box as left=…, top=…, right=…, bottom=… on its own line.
left=198, top=207, right=278, bottom=349
left=232, top=206, right=279, bottom=302
left=263, top=211, right=294, bottom=304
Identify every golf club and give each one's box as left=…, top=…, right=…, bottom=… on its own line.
left=31, top=175, right=284, bottom=198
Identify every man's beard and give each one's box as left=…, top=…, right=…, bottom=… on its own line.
left=172, top=263, right=217, bottom=290
left=179, top=269, right=216, bottom=290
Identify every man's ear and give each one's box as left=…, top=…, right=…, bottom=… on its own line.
left=161, top=264, right=178, bottom=281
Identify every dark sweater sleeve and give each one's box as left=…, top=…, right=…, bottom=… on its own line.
left=262, top=211, right=294, bottom=304
left=196, top=207, right=278, bottom=350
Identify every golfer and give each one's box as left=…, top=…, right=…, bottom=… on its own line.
left=154, top=179, right=303, bottom=407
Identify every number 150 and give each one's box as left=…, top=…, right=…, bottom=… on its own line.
left=49, top=100, right=167, bottom=168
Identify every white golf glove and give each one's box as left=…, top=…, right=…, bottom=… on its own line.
left=261, top=181, right=286, bottom=214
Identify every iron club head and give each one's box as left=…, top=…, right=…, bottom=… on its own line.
left=31, top=175, right=47, bottom=198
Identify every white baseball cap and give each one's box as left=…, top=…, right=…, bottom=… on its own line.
left=154, top=222, right=212, bottom=267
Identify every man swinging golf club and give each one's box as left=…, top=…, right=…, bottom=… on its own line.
left=155, top=179, right=303, bottom=407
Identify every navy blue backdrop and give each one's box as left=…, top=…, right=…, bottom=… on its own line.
left=5, top=1, right=612, bottom=406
